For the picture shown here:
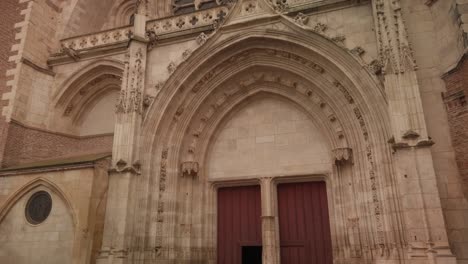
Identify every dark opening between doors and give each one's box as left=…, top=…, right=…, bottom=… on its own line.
left=242, top=246, right=262, bottom=264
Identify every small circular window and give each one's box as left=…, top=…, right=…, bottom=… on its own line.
left=25, top=191, right=52, bottom=225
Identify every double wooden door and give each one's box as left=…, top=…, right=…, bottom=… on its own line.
left=217, top=182, right=332, bottom=264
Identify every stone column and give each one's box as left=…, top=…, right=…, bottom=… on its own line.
left=371, top=0, right=456, bottom=262
left=96, top=2, right=149, bottom=263
left=260, top=177, right=280, bottom=264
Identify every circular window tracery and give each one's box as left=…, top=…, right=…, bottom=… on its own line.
left=25, top=191, right=52, bottom=225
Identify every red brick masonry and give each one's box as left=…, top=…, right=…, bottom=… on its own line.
left=2, top=121, right=113, bottom=168
left=0, top=0, right=28, bottom=166
left=443, top=55, right=468, bottom=197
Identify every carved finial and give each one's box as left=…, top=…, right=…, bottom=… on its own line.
left=312, top=22, right=328, bottom=34
left=368, top=59, right=383, bottom=75
left=196, top=32, right=209, bottom=45
left=167, top=62, right=177, bottom=74
left=351, top=47, right=365, bottom=57
left=143, top=95, right=154, bottom=109
left=331, top=35, right=346, bottom=46
left=182, top=49, right=192, bottom=60
left=294, top=13, right=309, bottom=26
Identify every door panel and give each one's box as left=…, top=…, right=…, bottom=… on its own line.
left=217, top=185, right=262, bottom=264
left=277, top=182, right=332, bottom=264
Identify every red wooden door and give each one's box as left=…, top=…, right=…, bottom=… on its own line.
left=277, top=181, right=333, bottom=264
left=217, top=185, right=262, bottom=264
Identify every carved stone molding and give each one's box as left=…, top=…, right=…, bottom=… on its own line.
left=115, top=48, right=145, bottom=115
left=167, top=62, right=177, bottom=74
left=181, top=161, right=199, bottom=177
left=373, top=0, right=417, bottom=74
left=402, top=129, right=420, bottom=140
left=350, top=46, right=365, bottom=57
left=312, top=22, right=327, bottom=34
left=333, top=147, right=353, bottom=164
left=60, top=26, right=133, bottom=53
left=109, top=158, right=142, bottom=174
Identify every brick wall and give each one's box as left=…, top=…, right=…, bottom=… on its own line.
left=0, top=0, right=28, bottom=166
left=443, top=56, right=468, bottom=197
left=2, top=122, right=113, bottom=167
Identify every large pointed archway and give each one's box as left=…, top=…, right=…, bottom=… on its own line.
left=138, top=24, right=403, bottom=262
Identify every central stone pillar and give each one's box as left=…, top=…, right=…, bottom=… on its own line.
left=260, top=177, right=280, bottom=264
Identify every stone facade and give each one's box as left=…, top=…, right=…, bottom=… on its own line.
left=0, top=0, right=468, bottom=263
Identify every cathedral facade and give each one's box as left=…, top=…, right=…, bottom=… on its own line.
left=1, top=0, right=468, bottom=263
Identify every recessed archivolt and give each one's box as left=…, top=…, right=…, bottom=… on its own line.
left=139, top=30, right=398, bottom=255
left=143, top=34, right=392, bottom=171
left=181, top=69, right=350, bottom=169
left=107, top=0, right=137, bottom=28
left=72, top=86, right=120, bottom=126
left=54, top=60, right=123, bottom=122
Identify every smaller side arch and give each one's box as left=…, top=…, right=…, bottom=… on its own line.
left=51, top=59, right=124, bottom=135
left=53, top=59, right=124, bottom=104
left=0, top=177, right=78, bottom=228
left=106, top=0, right=137, bottom=28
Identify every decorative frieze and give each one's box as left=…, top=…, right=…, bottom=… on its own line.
left=60, top=26, right=133, bottom=53
left=146, top=6, right=229, bottom=36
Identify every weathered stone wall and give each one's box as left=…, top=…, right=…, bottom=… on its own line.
left=401, top=0, right=468, bottom=261
left=0, top=186, right=74, bottom=264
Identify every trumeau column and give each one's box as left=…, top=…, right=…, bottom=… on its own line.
left=97, top=2, right=149, bottom=264
left=372, top=0, right=456, bottom=262
left=260, top=177, right=280, bottom=264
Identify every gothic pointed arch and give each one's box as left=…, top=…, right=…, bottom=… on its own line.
left=137, top=24, right=405, bottom=261
left=107, top=0, right=138, bottom=28
left=0, top=177, right=77, bottom=227
left=53, top=59, right=124, bottom=135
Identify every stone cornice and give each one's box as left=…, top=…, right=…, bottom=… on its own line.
left=0, top=153, right=111, bottom=176
left=9, top=118, right=114, bottom=140
left=21, top=57, right=56, bottom=76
